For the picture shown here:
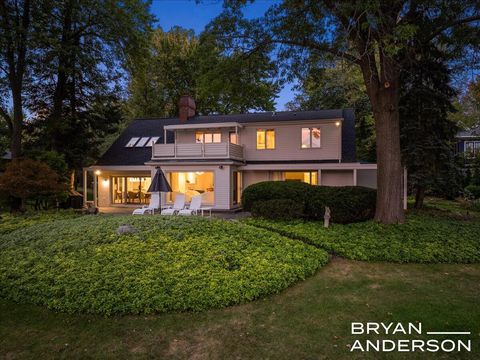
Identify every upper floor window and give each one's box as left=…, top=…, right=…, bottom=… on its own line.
left=196, top=132, right=221, bottom=143
left=257, top=129, right=275, bottom=150
left=229, top=131, right=238, bottom=144
left=465, top=141, right=480, bottom=156
left=301, top=127, right=321, bottom=148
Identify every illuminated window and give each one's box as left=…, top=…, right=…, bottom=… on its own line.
left=301, top=127, right=321, bottom=148
left=195, top=132, right=221, bottom=143
left=257, top=129, right=275, bottom=150
left=284, top=171, right=318, bottom=185
left=125, top=137, right=140, bottom=147
left=229, top=132, right=238, bottom=144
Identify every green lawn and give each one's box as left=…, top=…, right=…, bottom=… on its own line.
left=0, top=215, right=327, bottom=315
left=1, top=200, right=479, bottom=359
left=1, top=258, right=479, bottom=359
left=245, top=204, right=480, bottom=263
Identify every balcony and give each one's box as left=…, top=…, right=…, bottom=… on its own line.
left=152, top=142, right=244, bottom=161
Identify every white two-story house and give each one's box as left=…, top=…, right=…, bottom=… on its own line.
left=84, top=96, right=379, bottom=210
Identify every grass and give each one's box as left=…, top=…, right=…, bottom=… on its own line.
left=244, top=206, right=480, bottom=263
left=1, top=199, right=480, bottom=358
left=1, top=258, right=479, bottom=359
left=0, top=214, right=328, bottom=315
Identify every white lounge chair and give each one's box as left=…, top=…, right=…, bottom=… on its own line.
left=161, top=194, right=185, bottom=216
left=178, top=195, right=203, bottom=216
left=132, top=192, right=160, bottom=215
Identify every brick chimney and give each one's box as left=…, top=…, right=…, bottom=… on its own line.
left=178, top=95, right=196, bottom=122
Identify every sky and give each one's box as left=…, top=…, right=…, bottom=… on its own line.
left=150, top=0, right=295, bottom=111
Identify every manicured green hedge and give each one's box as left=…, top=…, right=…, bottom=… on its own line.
left=244, top=213, right=480, bottom=263
left=242, top=181, right=312, bottom=211
left=242, top=181, right=376, bottom=223
left=0, top=215, right=328, bottom=315
left=251, top=199, right=305, bottom=220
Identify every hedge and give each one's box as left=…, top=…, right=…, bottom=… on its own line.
left=251, top=199, right=305, bottom=220
left=242, top=181, right=376, bottom=224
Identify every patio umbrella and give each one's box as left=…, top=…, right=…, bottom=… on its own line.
left=147, top=167, right=172, bottom=213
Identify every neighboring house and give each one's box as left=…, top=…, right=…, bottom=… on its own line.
left=456, top=125, right=480, bottom=161
left=84, top=96, right=383, bottom=210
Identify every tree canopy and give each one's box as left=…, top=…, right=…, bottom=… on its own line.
left=127, top=26, right=279, bottom=118
left=212, top=0, right=480, bottom=223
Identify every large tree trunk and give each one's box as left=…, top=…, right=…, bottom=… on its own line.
left=10, top=83, right=23, bottom=158
left=373, top=102, right=405, bottom=223
left=358, top=53, right=405, bottom=224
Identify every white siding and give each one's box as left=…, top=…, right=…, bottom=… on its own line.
left=321, top=170, right=354, bottom=186
left=240, top=120, right=341, bottom=161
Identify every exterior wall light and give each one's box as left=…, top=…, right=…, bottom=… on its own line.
left=335, top=121, right=341, bottom=127
left=95, top=170, right=101, bottom=175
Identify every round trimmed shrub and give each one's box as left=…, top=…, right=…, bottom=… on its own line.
left=305, top=186, right=377, bottom=224
left=251, top=199, right=305, bottom=220
left=243, top=181, right=376, bottom=224
left=242, top=181, right=312, bottom=211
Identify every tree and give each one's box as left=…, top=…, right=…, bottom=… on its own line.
left=286, top=60, right=376, bottom=162
left=127, top=26, right=279, bottom=118
left=19, top=0, right=152, bottom=187
left=399, top=51, right=460, bottom=208
left=213, top=0, right=480, bottom=223
left=450, top=76, right=480, bottom=129
left=0, top=159, right=67, bottom=211
left=0, top=0, right=41, bottom=158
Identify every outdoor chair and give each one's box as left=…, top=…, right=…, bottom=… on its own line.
left=161, top=193, right=186, bottom=216
left=178, top=194, right=212, bottom=216
left=132, top=192, right=160, bottom=215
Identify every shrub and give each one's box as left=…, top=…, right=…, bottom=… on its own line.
left=242, top=181, right=311, bottom=211
left=0, top=215, right=329, bottom=315
left=0, top=159, right=68, bottom=211
left=305, top=186, right=376, bottom=224
left=243, top=181, right=376, bottom=224
left=465, top=184, right=480, bottom=199
left=251, top=199, right=305, bottom=220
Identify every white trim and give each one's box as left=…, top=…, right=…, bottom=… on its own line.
left=164, top=122, right=243, bottom=130
left=239, top=163, right=377, bottom=171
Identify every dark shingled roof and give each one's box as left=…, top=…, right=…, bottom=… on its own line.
left=456, top=125, right=480, bottom=139
left=96, top=109, right=357, bottom=166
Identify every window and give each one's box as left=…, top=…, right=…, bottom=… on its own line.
left=135, top=137, right=151, bottom=147
left=146, top=137, right=160, bottom=147
left=301, top=127, right=321, bottom=148
left=168, top=172, right=215, bottom=205
left=195, top=132, right=221, bottom=143
left=284, top=171, right=318, bottom=185
left=256, top=129, right=275, bottom=149
left=465, top=141, right=480, bottom=156
left=111, top=176, right=151, bottom=204
left=125, top=137, right=140, bottom=147
left=232, top=171, right=241, bottom=205
left=229, top=131, right=238, bottom=144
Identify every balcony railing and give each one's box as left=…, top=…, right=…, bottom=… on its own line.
left=152, top=142, right=244, bottom=161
